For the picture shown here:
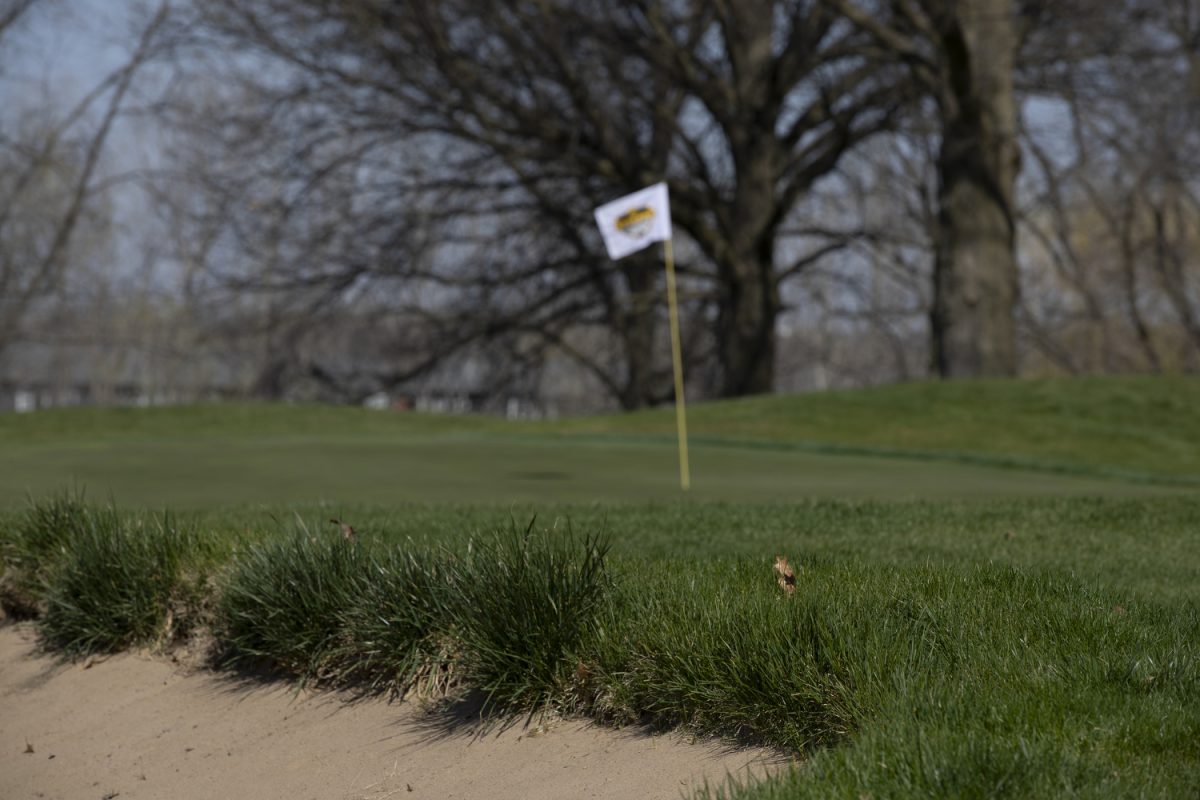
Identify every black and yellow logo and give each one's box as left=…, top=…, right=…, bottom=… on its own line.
left=615, top=206, right=655, bottom=239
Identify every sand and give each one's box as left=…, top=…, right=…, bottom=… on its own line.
left=0, top=624, right=783, bottom=800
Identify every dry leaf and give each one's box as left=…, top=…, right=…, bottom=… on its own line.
left=24, top=741, right=33, bottom=754
left=329, top=518, right=357, bottom=541
left=774, top=555, right=796, bottom=595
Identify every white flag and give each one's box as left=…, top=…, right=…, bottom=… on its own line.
left=593, top=183, right=672, bottom=260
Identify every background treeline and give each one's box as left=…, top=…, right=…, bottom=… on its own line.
left=2, top=0, right=1198, bottom=413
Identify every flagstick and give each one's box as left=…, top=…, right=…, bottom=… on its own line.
left=663, top=237, right=690, bottom=491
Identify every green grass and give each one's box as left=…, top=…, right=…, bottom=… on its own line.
left=2, top=376, right=1199, bottom=507
left=6, top=434, right=1179, bottom=507
left=2, top=376, right=1199, bottom=798
left=554, top=375, right=1200, bottom=479
left=216, top=527, right=379, bottom=680
left=2, top=496, right=1197, bottom=798
left=0, top=491, right=95, bottom=616
left=117, top=497, right=1196, bottom=603
left=697, top=564, right=1200, bottom=799
left=38, top=509, right=213, bottom=654
left=0, top=492, right=219, bottom=653
left=3, top=376, right=1198, bottom=477
left=443, top=522, right=610, bottom=709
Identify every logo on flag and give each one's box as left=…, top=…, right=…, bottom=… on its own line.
left=616, top=206, right=656, bottom=239
left=593, top=183, right=672, bottom=260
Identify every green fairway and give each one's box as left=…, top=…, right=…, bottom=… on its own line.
left=1, top=376, right=1198, bottom=506
left=1, top=433, right=1184, bottom=508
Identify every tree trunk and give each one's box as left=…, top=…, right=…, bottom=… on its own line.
left=618, top=257, right=660, bottom=409
left=930, top=0, right=1020, bottom=378
left=717, top=249, right=779, bottom=397
left=715, top=1, right=780, bottom=397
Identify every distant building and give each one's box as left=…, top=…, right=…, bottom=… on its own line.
left=0, top=341, right=245, bottom=413
left=359, top=350, right=552, bottom=419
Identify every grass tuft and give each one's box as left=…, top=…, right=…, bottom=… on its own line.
left=445, top=520, right=611, bottom=711
left=38, top=510, right=208, bottom=654
left=215, top=518, right=612, bottom=708
left=215, top=523, right=451, bottom=695
left=215, top=526, right=370, bottom=680
left=0, top=491, right=94, bottom=617
left=325, top=547, right=452, bottom=696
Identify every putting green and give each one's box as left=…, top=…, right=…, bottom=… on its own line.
left=0, top=431, right=1182, bottom=508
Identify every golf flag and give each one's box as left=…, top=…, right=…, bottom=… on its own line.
left=593, top=182, right=672, bottom=260
left=593, top=183, right=691, bottom=491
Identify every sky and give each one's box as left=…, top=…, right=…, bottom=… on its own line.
left=2, top=0, right=137, bottom=111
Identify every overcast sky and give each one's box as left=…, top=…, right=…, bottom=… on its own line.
left=2, top=0, right=140, bottom=110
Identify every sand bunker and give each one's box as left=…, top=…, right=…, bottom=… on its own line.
left=0, top=625, right=782, bottom=799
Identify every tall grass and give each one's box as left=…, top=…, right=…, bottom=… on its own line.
left=38, top=509, right=210, bottom=654
left=595, top=559, right=883, bottom=750
left=327, top=547, right=453, bottom=695
left=1, top=495, right=218, bottom=652
left=696, top=568, right=1200, bottom=798
left=444, top=521, right=610, bottom=710
left=0, top=491, right=94, bottom=616
left=215, top=527, right=450, bottom=694
left=215, top=518, right=611, bottom=707
left=216, top=529, right=371, bottom=679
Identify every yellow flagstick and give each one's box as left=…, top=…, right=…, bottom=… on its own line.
left=663, top=237, right=690, bottom=491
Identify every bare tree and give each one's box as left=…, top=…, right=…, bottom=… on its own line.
left=775, top=130, right=937, bottom=389
left=0, top=0, right=37, bottom=38
left=0, top=4, right=168, bottom=359
left=162, top=0, right=908, bottom=406
left=1017, top=0, right=1200, bottom=375
left=829, top=0, right=1027, bottom=378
